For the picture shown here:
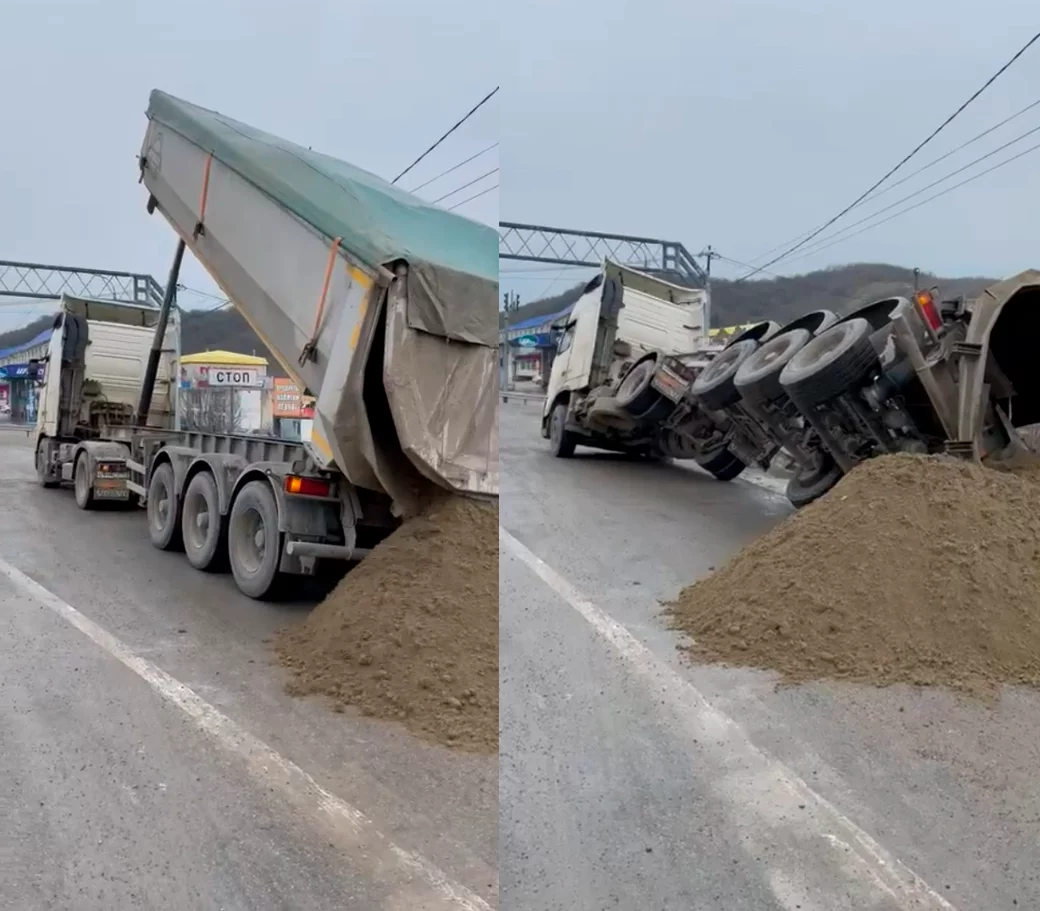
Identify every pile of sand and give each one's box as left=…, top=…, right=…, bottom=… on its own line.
left=665, top=453, right=1040, bottom=697
left=276, top=495, right=498, bottom=752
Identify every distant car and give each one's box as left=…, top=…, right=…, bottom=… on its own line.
left=0, top=402, right=10, bottom=415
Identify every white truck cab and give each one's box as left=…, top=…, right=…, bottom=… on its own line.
left=35, top=294, right=179, bottom=451
left=543, top=260, right=708, bottom=429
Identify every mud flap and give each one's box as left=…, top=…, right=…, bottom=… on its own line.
left=78, top=441, right=132, bottom=503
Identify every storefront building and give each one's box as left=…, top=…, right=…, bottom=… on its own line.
left=178, top=349, right=272, bottom=434
left=0, top=327, right=52, bottom=423
left=271, top=377, right=315, bottom=442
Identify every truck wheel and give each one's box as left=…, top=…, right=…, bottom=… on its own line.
left=549, top=403, right=576, bottom=458
left=725, top=320, right=781, bottom=348
left=785, top=455, right=843, bottom=509
left=35, top=440, right=59, bottom=489
left=695, top=446, right=746, bottom=481
left=779, top=318, right=879, bottom=408
left=73, top=454, right=95, bottom=510
left=615, top=354, right=661, bottom=416
left=734, top=329, right=811, bottom=404
left=181, top=471, right=228, bottom=572
left=228, top=480, right=282, bottom=600
left=692, top=339, right=758, bottom=411
left=147, top=461, right=183, bottom=551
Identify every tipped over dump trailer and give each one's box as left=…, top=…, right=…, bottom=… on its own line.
left=541, top=260, right=1040, bottom=508
left=35, top=89, right=498, bottom=598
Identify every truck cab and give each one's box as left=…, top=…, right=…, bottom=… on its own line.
left=542, top=260, right=708, bottom=444
left=35, top=295, right=179, bottom=489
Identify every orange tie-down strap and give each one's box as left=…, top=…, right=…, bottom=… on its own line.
left=299, top=236, right=343, bottom=365
left=193, top=152, right=214, bottom=239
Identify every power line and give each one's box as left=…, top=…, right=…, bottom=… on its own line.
left=779, top=120, right=1040, bottom=262
left=391, top=87, right=499, bottom=186
left=500, top=265, right=592, bottom=276
left=740, top=95, right=1040, bottom=268
left=735, top=30, right=1040, bottom=281
left=531, top=267, right=579, bottom=301
left=0, top=299, right=53, bottom=308
left=431, top=167, right=500, bottom=205
left=177, top=284, right=232, bottom=311
left=781, top=136, right=1040, bottom=266
left=408, top=143, right=499, bottom=193
left=445, top=183, right=498, bottom=211
left=502, top=271, right=597, bottom=281
left=860, top=96, right=1040, bottom=202
left=177, top=283, right=223, bottom=301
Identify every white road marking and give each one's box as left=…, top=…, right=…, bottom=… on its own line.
left=0, top=557, right=492, bottom=911
left=501, top=527, right=959, bottom=911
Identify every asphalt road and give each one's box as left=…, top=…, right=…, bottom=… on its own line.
left=499, top=401, right=1040, bottom=911
left=0, top=427, right=496, bottom=911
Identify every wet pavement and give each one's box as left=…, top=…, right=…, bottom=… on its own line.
left=0, top=427, right=496, bottom=911
left=499, top=401, right=1040, bottom=911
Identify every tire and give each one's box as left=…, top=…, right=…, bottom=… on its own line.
left=73, top=454, right=95, bottom=510
left=228, top=480, right=282, bottom=600
left=779, top=318, right=880, bottom=408
left=615, top=354, right=661, bottom=416
left=725, top=320, right=781, bottom=348
left=549, top=402, right=576, bottom=458
left=692, top=339, right=758, bottom=411
left=633, top=394, right=675, bottom=425
left=695, top=446, right=746, bottom=481
left=734, top=329, right=812, bottom=404
left=35, top=440, right=59, bottom=488
left=147, top=461, right=183, bottom=551
left=181, top=471, right=228, bottom=572
left=843, top=296, right=911, bottom=331
left=778, top=309, right=840, bottom=338
left=785, top=455, right=844, bottom=509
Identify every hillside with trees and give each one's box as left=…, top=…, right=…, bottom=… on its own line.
left=0, top=263, right=999, bottom=360
left=502, top=262, right=996, bottom=329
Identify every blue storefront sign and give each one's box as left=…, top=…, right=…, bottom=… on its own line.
left=512, top=333, right=553, bottom=348
left=0, top=363, right=42, bottom=380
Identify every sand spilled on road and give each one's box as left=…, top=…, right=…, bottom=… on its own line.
left=276, top=495, right=498, bottom=753
left=665, top=453, right=1040, bottom=697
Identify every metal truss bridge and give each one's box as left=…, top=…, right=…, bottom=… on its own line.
left=498, top=222, right=707, bottom=289
left=0, top=260, right=163, bottom=306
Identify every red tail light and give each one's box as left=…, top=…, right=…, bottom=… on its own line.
left=914, top=289, right=942, bottom=332
left=284, top=475, right=331, bottom=497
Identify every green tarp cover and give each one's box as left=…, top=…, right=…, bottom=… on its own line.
left=147, top=90, right=497, bottom=347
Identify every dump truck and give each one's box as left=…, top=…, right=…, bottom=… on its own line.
left=34, top=89, right=498, bottom=599
left=542, top=259, right=1040, bottom=506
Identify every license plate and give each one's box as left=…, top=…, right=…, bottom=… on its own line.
left=93, top=487, right=129, bottom=499
left=651, top=368, right=686, bottom=403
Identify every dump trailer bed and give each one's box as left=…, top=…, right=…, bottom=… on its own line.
left=139, top=90, right=498, bottom=513
left=35, top=92, right=498, bottom=600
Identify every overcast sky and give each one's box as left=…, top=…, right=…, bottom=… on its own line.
left=4, top=2, right=1039, bottom=330
left=0, top=0, right=497, bottom=334
left=501, top=0, right=1040, bottom=304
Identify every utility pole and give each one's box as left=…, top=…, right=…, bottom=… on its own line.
left=697, top=245, right=718, bottom=329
